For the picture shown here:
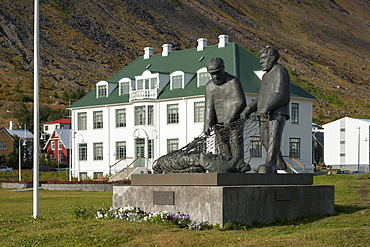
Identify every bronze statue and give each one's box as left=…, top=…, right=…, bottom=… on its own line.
left=202, top=57, right=249, bottom=172
left=153, top=57, right=254, bottom=173
left=241, top=46, right=290, bottom=173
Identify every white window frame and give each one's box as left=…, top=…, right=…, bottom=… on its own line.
left=197, top=68, right=210, bottom=87
left=78, top=112, right=87, bottom=130
left=291, top=103, right=299, bottom=124
left=116, top=109, right=126, bottom=128
left=194, top=101, right=205, bottom=123
left=51, top=141, right=55, bottom=150
left=118, top=78, right=132, bottom=95
left=167, top=104, right=179, bottom=124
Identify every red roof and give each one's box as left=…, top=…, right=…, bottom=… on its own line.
left=43, top=118, right=71, bottom=125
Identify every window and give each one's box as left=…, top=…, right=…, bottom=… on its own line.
left=116, top=141, right=126, bottom=160
left=134, top=106, right=146, bottom=125
left=93, top=111, right=103, bottom=129
left=79, top=143, right=87, bottom=161
left=148, top=105, right=154, bottom=125
left=167, top=104, right=179, bottom=124
left=116, top=109, right=126, bottom=128
left=97, top=85, right=107, bottom=97
left=198, top=72, right=210, bottom=86
left=148, top=139, right=154, bottom=159
left=137, top=79, right=144, bottom=90
left=93, top=143, right=103, bottom=160
left=50, top=154, right=55, bottom=161
left=150, top=78, right=157, bottom=89
left=172, top=75, right=183, bottom=89
left=93, top=172, right=103, bottom=179
left=291, top=103, right=299, bottom=124
left=167, top=139, right=178, bottom=154
left=0, top=141, right=7, bottom=150
left=120, top=82, right=130, bottom=94
left=51, top=141, right=55, bottom=150
left=58, top=141, right=62, bottom=150
left=58, top=153, right=63, bottom=162
left=250, top=136, right=262, bottom=157
left=45, top=126, right=49, bottom=131
left=78, top=112, right=87, bottom=130
left=80, top=172, right=88, bottom=180
left=289, top=138, right=301, bottom=158
left=194, top=102, right=205, bottom=123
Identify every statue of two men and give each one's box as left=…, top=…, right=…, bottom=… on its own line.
left=205, top=46, right=290, bottom=173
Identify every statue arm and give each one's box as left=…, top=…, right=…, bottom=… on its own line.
left=204, top=84, right=215, bottom=134
left=240, top=99, right=257, bottom=119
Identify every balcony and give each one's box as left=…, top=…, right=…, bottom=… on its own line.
left=130, top=88, right=159, bottom=101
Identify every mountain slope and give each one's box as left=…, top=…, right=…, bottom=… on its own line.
left=0, top=0, right=369, bottom=126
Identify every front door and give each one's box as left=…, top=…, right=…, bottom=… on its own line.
left=135, top=139, right=145, bottom=167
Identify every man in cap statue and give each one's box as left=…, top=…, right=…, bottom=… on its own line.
left=203, top=57, right=248, bottom=172
left=240, top=46, right=290, bottom=173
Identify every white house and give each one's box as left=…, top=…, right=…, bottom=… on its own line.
left=68, top=35, right=315, bottom=179
left=42, top=118, right=71, bottom=140
left=323, top=117, right=370, bottom=172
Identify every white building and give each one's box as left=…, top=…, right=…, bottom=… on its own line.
left=68, top=35, right=315, bottom=179
left=323, top=117, right=370, bottom=172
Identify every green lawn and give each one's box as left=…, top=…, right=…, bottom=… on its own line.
left=0, top=174, right=369, bottom=247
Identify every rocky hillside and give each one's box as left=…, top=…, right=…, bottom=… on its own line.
left=0, top=0, right=369, bottom=126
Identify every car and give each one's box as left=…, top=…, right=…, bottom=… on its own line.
left=39, top=164, right=57, bottom=172
left=0, top=166, right=13, bottom=173
left=350, top=171, right=365, bottom=175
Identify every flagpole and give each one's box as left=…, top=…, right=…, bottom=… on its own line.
left=33, top=0, right=40, bottom=219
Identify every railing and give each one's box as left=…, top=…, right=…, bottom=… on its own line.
left=109, top=157, right=133, bottom=175
left=130, top=89, right=158, bottom=101
left=283, top=156, right=308, bottom=173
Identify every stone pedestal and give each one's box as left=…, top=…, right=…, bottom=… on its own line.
left=112, top=174, right=334, bottom=227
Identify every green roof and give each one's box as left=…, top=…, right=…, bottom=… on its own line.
left=69, top=43, right=315, bottom=109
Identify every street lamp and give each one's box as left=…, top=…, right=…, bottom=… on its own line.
left=18, top=138, right=26, bottom=181
left=357, top=127, right=360, bottom=172
left=77, top=134, right=84, bottom=181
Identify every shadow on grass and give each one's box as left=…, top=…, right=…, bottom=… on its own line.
left=222, top=204, right=370, bottom=231
left=334, top=204, right=368, bottom=214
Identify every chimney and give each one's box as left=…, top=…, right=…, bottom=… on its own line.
left=162, top=44, right=172, bottom=56
left=197, top=38, right=208, bottom=51
left=9, top=121, right=14, bottom=130
left=143, top=47, right=153, bottom=59
left=218, top=34, right=229, bottom=48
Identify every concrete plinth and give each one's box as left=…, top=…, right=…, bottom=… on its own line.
left=112, top=174, right=334, bottom=227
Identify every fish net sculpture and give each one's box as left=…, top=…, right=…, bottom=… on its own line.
left=153, top=117, right=260, bottom=173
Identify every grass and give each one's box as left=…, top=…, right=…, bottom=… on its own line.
left=0, top=174, right=369, bottom=246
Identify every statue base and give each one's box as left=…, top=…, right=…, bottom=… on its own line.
left=112, top=174, right=334, bottom=227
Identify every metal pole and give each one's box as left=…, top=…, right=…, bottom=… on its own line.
left=33, top=0, right=40, bottom=219
left=18, top=139, right=21, bottom=181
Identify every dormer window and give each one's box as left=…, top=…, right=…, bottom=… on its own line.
left=97, top=85, right=107, bottom=97
left=197, top=68, right=211, bottom=87
left=119, top=78, right=132, bottom=95
left=96, top=80, right=115, bottom=98
left=172, top=75, right=183, bottom=89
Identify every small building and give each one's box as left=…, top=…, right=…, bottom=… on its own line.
left=42, top=118, right=71, bottom=140
left=68, top=35, right=315, bottom=178
left=0, top=125, right=34, bottom=159
left=323, top=117, right=370, bottom=172
left=44, top=129, right=73, bottom=165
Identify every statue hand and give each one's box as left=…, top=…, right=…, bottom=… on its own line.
left=240, top=108, right=251, bottom=120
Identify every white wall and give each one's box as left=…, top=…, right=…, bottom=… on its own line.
left=71, top=95, right=313, bottom=177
